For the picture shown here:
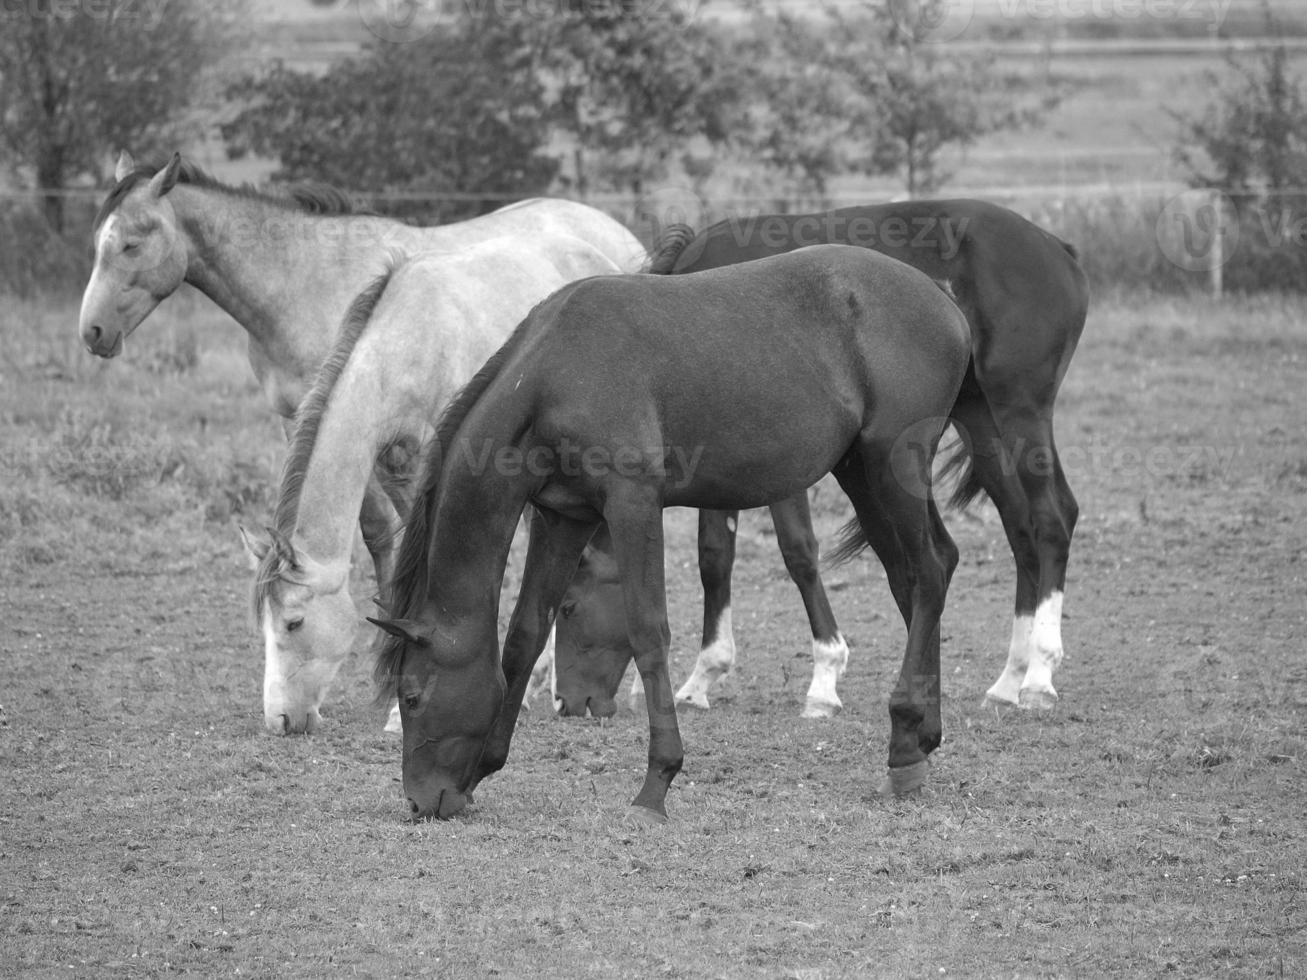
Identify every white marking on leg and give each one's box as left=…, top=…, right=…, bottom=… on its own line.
left=984, top=614, right=1033, bottom=707
left=675, top=606, right=735, bottom=709
left=802, top=634, right=849, bottom=718
left=1020, top=591, right=1064, bottom=709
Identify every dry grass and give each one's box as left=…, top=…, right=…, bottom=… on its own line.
left=2, top=290, right=1305, bottom=977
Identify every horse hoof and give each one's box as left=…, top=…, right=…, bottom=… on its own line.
left=982, top=692, right=1019, bottom=710
left=1018, top=688, right=1058, bottom=711
left=878, top=760, right=929, bottom=798
left=675, top=694, right=711, bottom=711
left=623, top=805, right=668, bottom=827
left=801, top=698, right=840, bottom=719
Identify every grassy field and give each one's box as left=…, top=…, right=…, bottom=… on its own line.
left=2, top=283, right=1305, bottom=977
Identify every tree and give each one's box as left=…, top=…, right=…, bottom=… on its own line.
left=494, top=2, right=739, bottom=198
left=0, top=0, right=245, bottom=232
left=728, top=10, right=870, bottom=202
left=848, top=0, right=1059, bottom=196
left=222, top=25, right=558, bottom=222
left=1170, top=36, right=1307, bottom=192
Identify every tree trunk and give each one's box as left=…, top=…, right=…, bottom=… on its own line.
left=37, top=150, right=65, bottom=235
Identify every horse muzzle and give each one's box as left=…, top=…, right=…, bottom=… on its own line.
left=554, top=693, right=618, bottom=719
left=83, top=324, right=125, bottom=358
left=264, top=708, right=321, bottom=736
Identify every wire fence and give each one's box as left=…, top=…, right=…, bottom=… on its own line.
left=5, top=180, right=1306, bottom=298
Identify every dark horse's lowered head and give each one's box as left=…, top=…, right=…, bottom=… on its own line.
left=371, top=244, right=970, bottom=822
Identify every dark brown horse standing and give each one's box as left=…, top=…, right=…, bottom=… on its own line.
left=554, top=200, right=1089, bottom=717
left=372, top=245, right=970, bottom=821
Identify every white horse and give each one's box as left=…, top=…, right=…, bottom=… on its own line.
left=241, top=235, right=623, bottom=733
left=78, top=152, right=645, bottom=732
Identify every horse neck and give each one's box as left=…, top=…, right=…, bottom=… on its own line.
left=423, top=416, right=536, bottom=622
left=286, top=374, right=397, bottom=567
left=173, top=186, right=422, bottom=374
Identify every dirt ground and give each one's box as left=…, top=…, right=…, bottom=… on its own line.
left=2, top=290, right=1305, bottom=977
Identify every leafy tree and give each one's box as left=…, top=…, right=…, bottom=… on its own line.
left=1170, top=36, right=1307, bottom=192
left=0, top=0, right=245, bottom=232
left=485, top=2, right=739, bottom=198
left=222, top=25, right=557, bottom=222
left=728, top=10, right=869, bottom=201
left=848, top=0, right=1059, bottom=196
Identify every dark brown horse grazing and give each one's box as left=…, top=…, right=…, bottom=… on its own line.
left=553, top=200, right=1089, bottom=718
left=372, top=245, right=970, bottom=822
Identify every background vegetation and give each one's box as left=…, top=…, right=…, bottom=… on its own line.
left=6, top=0, right=1307, bottom=295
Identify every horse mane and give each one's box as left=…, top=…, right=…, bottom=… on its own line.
left=372, top=313, right=538, bottom=698
left=251, top=270, right=395, bottom=617
left=644, top=223, right=698, bottom=274
left=94, top=156, right=370, bottom=232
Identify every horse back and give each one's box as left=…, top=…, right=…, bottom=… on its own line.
left=677, top=200, right=1088, bottom=389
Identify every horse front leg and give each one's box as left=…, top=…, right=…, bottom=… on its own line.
left=605, top=487, right=683, bottom=823
left=473, top=508, right=599, bottom=786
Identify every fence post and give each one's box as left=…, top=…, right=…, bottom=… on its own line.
left=1209, top=189, right=1224, bottom=301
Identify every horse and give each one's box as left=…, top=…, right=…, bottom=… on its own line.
left=552, top=200, right=1089, bottom=718
left=77, top=152, right=645, bottom=732
left=239, top=234, right=623, bottom=734
left=371, top=244, right=970, bottom=822
left=78, top=151, right=646, bottom=598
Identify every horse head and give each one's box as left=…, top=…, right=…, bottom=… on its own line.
left=241, top=525, right=357, bottom=735
left=78, top=151, right=189, bottom=358
left=553, top=537, right=630, bottom=719
left=369, top=611, right=505, bottom=820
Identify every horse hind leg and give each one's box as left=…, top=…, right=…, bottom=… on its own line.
left=768, top=493, right=849, bottom=719
left=832, top=433, right=958, bottom=797
left=674, top=509, right=740, bottom=710
left=959, top=395, right=1078, bottom=710
left=948, top=397, right=1040, bottom=708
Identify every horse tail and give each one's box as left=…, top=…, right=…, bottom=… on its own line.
left=645, top=223, right=698, bottom=275
left=937, top=430, right=987, bottom=512
left=826, top=516, right=870, bottom=566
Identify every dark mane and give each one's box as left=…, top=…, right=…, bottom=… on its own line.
left=251, top=271, right=394, bottom=617
left=94, top=156, right=370, bottom=232
left=372, top=313, right=539, bottom=698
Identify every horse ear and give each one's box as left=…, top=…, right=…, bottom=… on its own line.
left=266, top=526, right=300, bottom=571
left=114, top=150, right=136, bottom=182
left=237, top=524, right=272, bottom=569
left=148, top=152, right=182, bottom=198
left=366, top=617, right=431, bottom=646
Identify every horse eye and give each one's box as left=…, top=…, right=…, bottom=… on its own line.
left=122, top=241, right=140, bottom=254
left=404, top=693, right=420, bottom=711
left=560, top=601, right=577, bottom=619
left=286, top=618, right=304, bottom=633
